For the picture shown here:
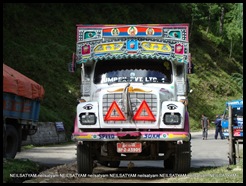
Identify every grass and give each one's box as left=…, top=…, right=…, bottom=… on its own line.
left=21, top=145, right=35, bottom=150
left=3, top=158, right=47, bottom=183
left=167, top=160, right=243, bottom=183
left=166, top=148, right=243, bottom=183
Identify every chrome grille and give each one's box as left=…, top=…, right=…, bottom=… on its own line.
left=103, top=93, right=157, bottom=124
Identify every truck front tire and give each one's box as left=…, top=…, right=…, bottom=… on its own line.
left=77, top=142, right=93, bottom=174
left=174, top=141, right=191, bottom=173
left=5, top=125, right=19, bottom=159
left=164, top=141, right=191, bottom=173
left=108, top=161, right=120, bottom=168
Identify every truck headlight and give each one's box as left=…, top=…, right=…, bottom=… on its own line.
left=163, top=113, right=181, bottom=125
left=79, top=112, right=97, bottom=125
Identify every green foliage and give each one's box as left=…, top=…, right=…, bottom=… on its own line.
left=231, top=73, right=243, bottom=89
left=3, top=159, right=42, bottom=183
left=200, top=30, right=224, bottom=47
left=224, top=3, right=243, bottom=40
left=3, top=3, right=243, bottom=135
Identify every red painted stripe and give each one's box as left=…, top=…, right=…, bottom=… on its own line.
left=103, top=27, right=162, bottom=33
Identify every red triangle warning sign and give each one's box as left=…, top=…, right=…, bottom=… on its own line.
left=104, top=101, right=126, bottom=121
left=133, top=100, right=156, bottom=121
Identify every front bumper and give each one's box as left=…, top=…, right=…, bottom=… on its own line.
left=72, top=131, right=190, bottom=142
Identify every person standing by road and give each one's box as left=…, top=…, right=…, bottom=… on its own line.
left=214, top=114, right=224, bottom=139
left=201, top=114, right=210, bottom=140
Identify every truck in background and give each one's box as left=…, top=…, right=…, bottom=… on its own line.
left=70, top=24, right=193, bottom=174
left=221, top=99, right=243, bottom=165
left=3, top=63, right=45, bottom=159
left=221, top=99, right=243, bottom=139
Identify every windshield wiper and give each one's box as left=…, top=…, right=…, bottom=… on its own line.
left=107, top=79, right=120, bottom=85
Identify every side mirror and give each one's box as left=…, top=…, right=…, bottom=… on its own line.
left=187, top=63, right=194, bottom=74
left=68, top=53, right=76, bottom=72
left=68, top=62, right=76, bottom=72
left=187, top=53, right=194, bottom=74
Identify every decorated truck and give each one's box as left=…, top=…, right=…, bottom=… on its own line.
left=221, top=99, right=243, bottom=165
left=3, top=64, right=45, bottom=159
left=221, top=99, right=243, bottom=139
left=70, top=24, right=193, bottom=174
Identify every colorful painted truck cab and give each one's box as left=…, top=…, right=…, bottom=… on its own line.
left=221, top=100, right=243, bottom=138
left=70, top=24, right=193, bottom=174
left=3, top=64, right=45, bottom=159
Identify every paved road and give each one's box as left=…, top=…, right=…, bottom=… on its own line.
left=15, top=130, right=243, bottom=168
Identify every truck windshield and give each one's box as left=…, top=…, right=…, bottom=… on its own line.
left=223, top=106, right=243, bottom=119
left=232, top=107, right=243, bottom=117
left=93, top=59, right=172, bottom=84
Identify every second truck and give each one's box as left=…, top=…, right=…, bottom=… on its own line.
left=3, top=63, right=45, bottom=159
left=221, top=99, right=243, bottom=139
left=71, top=24, right=193, bottom=174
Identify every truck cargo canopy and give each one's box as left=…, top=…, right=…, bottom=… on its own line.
left=3, top=63, right=45, bottom=100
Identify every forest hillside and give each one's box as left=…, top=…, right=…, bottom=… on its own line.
left=3, top=3, right=243, bottom=136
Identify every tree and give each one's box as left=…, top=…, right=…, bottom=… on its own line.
left=182, top=3, right=207, bottom=37
left=219, top=4, right=225, bottom=35
left=205, top=3, right=220, bottom=34
left=224, top=3, right=243, bottom=58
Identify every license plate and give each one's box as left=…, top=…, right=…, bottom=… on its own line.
left=233, top=128, right=242, bottom=136
left=117, top=142, right=142, bottom=153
